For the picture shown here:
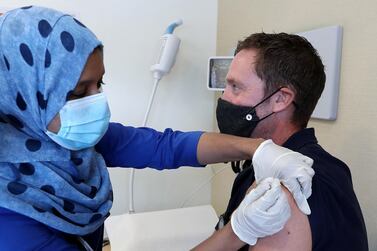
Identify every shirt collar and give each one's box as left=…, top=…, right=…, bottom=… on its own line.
left=282, top=128, right=318, bottom=151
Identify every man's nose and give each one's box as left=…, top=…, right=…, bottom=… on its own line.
left=221, top=88, right=233, bottom=103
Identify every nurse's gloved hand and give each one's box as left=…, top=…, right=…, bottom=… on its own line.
left=252, top=139, right=314, bottom=215
left=231, top=177, right=291, bottom=246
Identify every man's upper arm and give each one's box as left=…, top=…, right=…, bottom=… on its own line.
left=250, top=186, right=312, bottom=251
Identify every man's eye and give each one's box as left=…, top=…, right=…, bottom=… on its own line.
left=226, top=82, right=239, bottom=91
left=231, top=84, right=239, bottom=90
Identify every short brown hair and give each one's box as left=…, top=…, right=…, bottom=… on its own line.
left=235, top=32, right=326, bottom=128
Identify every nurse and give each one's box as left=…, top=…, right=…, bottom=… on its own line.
left=0, top=6, right=313, bottom=250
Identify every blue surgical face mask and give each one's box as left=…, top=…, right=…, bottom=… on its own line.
left=46, top=92, right=111, bottom=150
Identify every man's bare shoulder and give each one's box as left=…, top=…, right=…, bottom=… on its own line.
left=250, top=185, right=312, bottom=251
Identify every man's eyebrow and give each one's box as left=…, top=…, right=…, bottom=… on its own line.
left=226, top=75, right=236, bottom=84
left=226, top=77, right=245, bottom=88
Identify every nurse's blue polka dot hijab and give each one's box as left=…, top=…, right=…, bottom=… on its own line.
left=0, top=6, right=113, bottom=235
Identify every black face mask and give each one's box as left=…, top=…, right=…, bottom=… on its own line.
left=216, top=87, right=282, bottom=137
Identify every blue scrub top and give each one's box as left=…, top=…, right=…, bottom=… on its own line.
left=96, top=122, right=204, bottom=169
left=0, top=123, right=204, bottom=250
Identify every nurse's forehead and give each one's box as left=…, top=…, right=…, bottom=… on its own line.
left=77, top=50, right=105, bottom=82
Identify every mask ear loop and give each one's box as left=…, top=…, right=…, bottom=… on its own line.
left=244, top=86, right=284, bottom=121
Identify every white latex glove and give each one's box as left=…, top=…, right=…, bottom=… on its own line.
left=231, top=177, right=291, bottom=246
left=252, top=139, right=315, bottom=215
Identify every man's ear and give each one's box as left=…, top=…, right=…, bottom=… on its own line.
left=272, top=87, right=295, bottom=113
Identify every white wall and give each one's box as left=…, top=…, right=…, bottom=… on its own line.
left=2, top=0, right=217, bottom=215
left=214, top=0, right=377, bottom=249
